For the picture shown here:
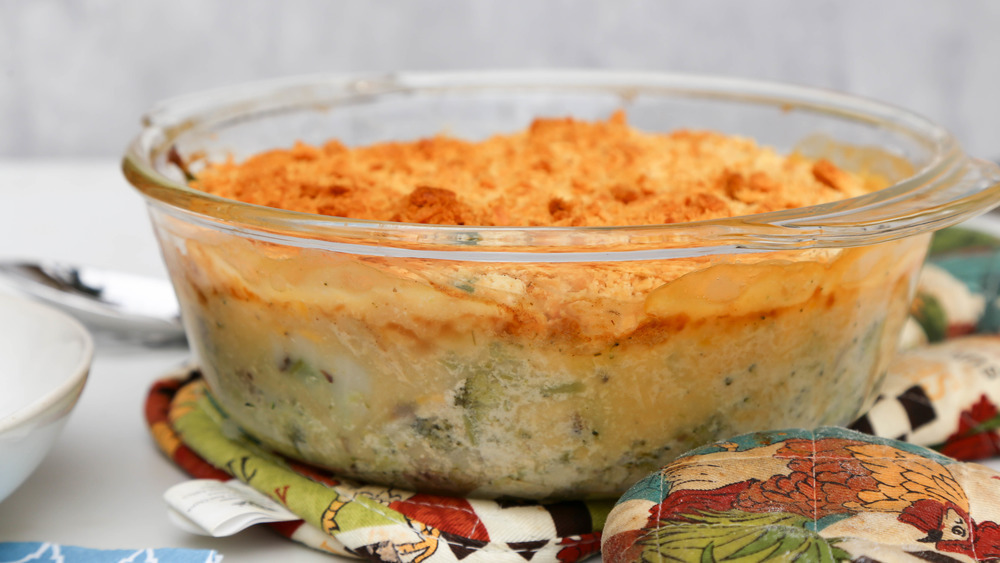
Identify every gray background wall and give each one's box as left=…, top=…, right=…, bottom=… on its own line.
left=3, top=0, right=1000, bottom=160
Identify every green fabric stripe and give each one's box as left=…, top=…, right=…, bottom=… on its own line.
left=170, top=382, right=408, bottom=534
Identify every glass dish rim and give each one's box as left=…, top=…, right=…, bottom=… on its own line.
left=122, top=70, right=1000, bottom=256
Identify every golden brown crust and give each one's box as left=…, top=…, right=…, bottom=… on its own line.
left=391, top=186, right=478, bottom=225
left=192, top=111, right=881, bottom=226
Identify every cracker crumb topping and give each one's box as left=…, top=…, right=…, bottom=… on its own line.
left=192, top=111, right=880, bottom=226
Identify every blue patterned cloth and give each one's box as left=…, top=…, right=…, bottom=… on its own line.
left=0, top=542, right=221, bottom=563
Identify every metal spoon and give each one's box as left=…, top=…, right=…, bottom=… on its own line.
left=0, top=261, right=186, bottom=346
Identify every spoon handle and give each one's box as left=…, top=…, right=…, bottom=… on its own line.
left=0, top=261, right=186, bottom=346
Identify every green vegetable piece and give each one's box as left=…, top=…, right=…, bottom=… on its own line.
left=455, top=281, right=476, bottom=293
left=453, top=345, right=520, bottom=445
left=412, top=417, right=457, bottom=449
left=456, top=370, right=504, bottom=446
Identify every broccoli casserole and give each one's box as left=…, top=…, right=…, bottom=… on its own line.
left=159, top=112, right=926, bottom=499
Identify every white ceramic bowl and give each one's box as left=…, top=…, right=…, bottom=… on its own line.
left=0, top=293, right=93, bottom=503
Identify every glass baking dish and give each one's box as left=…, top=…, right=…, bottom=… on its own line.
left=124, top=71, right=1000, bottom=499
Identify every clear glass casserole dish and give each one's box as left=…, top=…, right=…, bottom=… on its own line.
left=123, top=71, right=1000, bottom=499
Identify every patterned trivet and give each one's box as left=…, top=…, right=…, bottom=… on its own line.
left=146, top=370, right=611, bottom=563
left=602, top=427, right=1000, bottom=562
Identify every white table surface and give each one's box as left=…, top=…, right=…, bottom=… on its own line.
left=0, top=160, right=337, bottom=561
left=0, top=159, right=998, bottom=560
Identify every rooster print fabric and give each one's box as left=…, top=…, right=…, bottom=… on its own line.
left=602, top=427, right=1000, bottom=562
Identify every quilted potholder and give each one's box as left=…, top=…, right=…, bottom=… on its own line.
left=602, top=427, right=1000, bottom=562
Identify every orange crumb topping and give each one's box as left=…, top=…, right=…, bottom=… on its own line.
left=191, top=111, right=879, bottom=226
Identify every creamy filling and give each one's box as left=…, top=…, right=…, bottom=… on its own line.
left=157, top=218, right=928, bottom=499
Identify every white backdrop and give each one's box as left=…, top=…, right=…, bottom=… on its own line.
left=2, top=0, right=1000, bottom=160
